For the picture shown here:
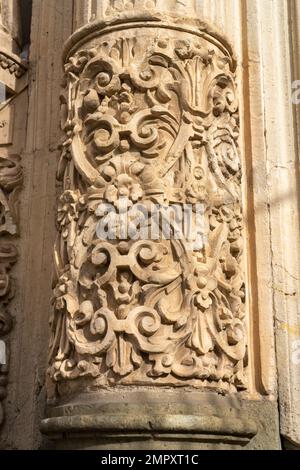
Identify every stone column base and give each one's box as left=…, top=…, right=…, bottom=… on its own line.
left=41, top=390, right=280, bottom=450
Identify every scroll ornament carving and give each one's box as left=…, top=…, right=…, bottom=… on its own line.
left=0, top=154, right=22, bottom=425
left=105, top=0, right=157, bottom=15
left=49, top=24, right=247, bottom=397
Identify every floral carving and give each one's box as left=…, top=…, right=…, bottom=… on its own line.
left=49, top=19, right=247, bottom=398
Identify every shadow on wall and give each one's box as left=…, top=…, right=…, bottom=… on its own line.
left=18, top=0, right=32, bottom=59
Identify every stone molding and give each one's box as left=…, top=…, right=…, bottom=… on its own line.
left=47, top=9, right=248, bottom=401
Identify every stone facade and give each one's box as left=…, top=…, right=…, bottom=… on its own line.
left=0, top=0, right=299, bottom=450
left=0, top=0, right=26, bottom=432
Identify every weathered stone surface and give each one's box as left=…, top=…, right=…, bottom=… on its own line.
left=0, top=0, right=22, bottom=55
left=270, top=0, right=300, bottom=448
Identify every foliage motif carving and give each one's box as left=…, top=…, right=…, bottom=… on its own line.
left=49, top=19, right=247, bottom=396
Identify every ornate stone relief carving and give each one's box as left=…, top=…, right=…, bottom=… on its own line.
left=48, top=14, right=247, bottom=399
left=0, top=0, right=27, bottom=427
left=103, top=0, right=193, bottom=17
left=0, top=154, right=23, bottom=235
left=0, top=154, right=22, bottom=426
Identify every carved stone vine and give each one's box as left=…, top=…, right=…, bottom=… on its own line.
left=0, top=154, right=22, bottom=426
left=48, top=14, right=247, bottom=399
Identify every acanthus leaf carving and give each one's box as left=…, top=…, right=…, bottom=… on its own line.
left=49, top=17, right=247, bottom=399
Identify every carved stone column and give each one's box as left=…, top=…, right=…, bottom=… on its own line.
left=41, top=1, right=280, bottom=450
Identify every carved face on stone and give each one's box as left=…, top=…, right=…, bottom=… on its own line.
left=49, top=21, right=247, bottom=398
